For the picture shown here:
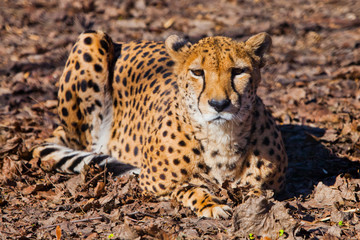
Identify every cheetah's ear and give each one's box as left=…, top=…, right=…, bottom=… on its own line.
left=245, top=32, right=271, bottom=67
left=165, top=35, right=192, bottom=63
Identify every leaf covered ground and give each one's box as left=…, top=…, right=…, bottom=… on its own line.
left=0, top=0, right=360, bottom=239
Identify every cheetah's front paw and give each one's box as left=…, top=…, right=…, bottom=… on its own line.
left=197, top=203, right=232, bottom=219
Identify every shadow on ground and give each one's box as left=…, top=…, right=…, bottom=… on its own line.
left=280, top=124, right=360, bottom=199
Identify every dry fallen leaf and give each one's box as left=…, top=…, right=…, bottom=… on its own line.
left=56, top=225, right=62, bottom=240
left=94, top=181, right=105, bottom=197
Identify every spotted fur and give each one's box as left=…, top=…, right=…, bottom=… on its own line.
left=33, top=31, right=287, bottom=219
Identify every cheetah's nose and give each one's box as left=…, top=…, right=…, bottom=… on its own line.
left=208, top=99, right=231, bottom=112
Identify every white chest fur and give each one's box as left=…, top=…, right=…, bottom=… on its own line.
left=198, top=119, right=252, bottom=185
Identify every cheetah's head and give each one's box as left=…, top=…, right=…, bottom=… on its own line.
left=165, top=33, right=271, bottom=125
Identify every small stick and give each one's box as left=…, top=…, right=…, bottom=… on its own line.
left=80, top=169, right=106, bottom=191
left=39, top=216, right=103, bottom=230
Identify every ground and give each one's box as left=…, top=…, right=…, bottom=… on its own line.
left=0, top=0, right=360, bottom=239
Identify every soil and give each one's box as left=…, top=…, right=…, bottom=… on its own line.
left=1, top=0, right=360, bottom=239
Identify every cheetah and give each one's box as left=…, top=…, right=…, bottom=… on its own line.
left=33, top=30, right=288, bottom=219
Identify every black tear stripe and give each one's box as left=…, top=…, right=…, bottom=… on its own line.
left=68, top=155, right=88, bottom=172
left=197, top=76, right=206, bottom=114
left=230, top=73, right=242, bottom=103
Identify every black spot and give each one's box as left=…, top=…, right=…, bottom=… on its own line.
left=100, top=40, right=109, bottom=52
left=159, top=183, right=166, bottom=190
left=269, top=148, right=274, bottom=156
left=148, top=80, right=156, bottom=89
left=152, top=166, right=157, bottom=172
left=83, top=53, right=92, bottom=62
left=65, top=70, right=71, bottom=83
left=125, top=144, right=130, bottom=152
left=274, top=131, right=279, bottom=139
left=65, top=90, right=72, bottom=101
left=163, top=72, right=171, bottom=78
left=137, top=61, right=144, bottom=69
left=211, top=151, right=219, bottom=157
left=183, top=155, right=190, bottom=163
left=166, top=61, right=175, bottom=67
left=80, top=80, right=87, bottom=92
left=173, top=159, right=180, bottom=165
left=76, top=110, right=82, bottom=120
left=93, top=83, right=100, bottom=92
left=81, top=123, right=89, bottom=132
left=192, top=148, right=201, bottom=155
left=260, top=125, right=265, bottom=134
left=94, top=64, right=103, bottom=72
left=255, top=175, right=261, bottom=181
left=84, top=37, right=92, bottom=45
left=122, top=78, right=127, bottom=87
left=180, top=169, right=188, bottom=175
left=61, top=107, right=68, bottom=116
left=156, top=66, right=163, bottom=73
left=178, top=140, right=186, bottom=147
left=75, top=62, right=80, bottom=70
left=256, top=160, right=264, bottom=168
left=72, top=45, right=78, bottom=53
left=227, top=163, right=236, bottom=170
left=254, top=149, right=260, bottom=156
left=134, top=146, right=139, bottom=156
left=168, top=147, right=173, bottom=153
left=262, top=137, right=270, bottom=146
left=160, top=174, right=166, bottom=180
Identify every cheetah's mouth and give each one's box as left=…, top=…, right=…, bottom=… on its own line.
left=208, top=115, right=231, bottom=125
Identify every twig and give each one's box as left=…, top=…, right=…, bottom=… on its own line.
left=313, top=208, right=360, bottom=224
left=343, top=208, right=360, bottom=213
left=39, top=216, right=103, bottom=230
left=80, top=169, right=106, bottom=191
left=317, top=216, right=331, bottom=222
left=45, top=174, right=65, bottom=192
left=126, top=211, right=157, bottom=218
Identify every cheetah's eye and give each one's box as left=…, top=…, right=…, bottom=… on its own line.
left=190, top=69, right=204, bottom=77
left=231, top=67, right=248, bottom=76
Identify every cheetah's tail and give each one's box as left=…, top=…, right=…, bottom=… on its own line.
left=32, top=143, right=140, bottom=176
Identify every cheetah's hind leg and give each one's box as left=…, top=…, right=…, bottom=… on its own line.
left=32, top=30, right=139, bottom=176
